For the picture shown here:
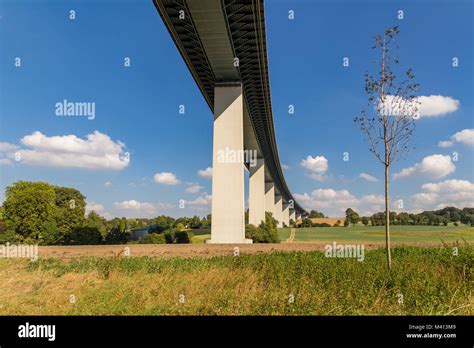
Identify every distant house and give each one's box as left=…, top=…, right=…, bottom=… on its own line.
left=309, top=217, right=346, bottom=226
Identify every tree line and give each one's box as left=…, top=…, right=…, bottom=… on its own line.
left=0, top=181, right=211, bottom=245
left=300, top=206, right=474, bottom=228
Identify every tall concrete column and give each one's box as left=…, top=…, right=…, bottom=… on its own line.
left=209, top=84, right=251, bottom=244
left=265, top=182, right=275, bottom=219
left=296, top=213, right=302, bottom=224
left=282, top=203, right=290, bottom=227
left=274, top=195, right=283, bottom=228
left=249, top=158, right=265, bottom=226
left=290, top=209, right=296, bottom=223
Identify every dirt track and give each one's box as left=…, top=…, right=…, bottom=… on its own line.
left=36, top=242, right=439, bottom=259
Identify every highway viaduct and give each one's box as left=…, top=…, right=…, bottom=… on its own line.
left=154, top=0, right=306, bottom=243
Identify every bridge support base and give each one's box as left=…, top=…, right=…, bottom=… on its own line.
left=208, top=84, right=252, bottom=244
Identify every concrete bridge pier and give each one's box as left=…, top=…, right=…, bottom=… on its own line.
left=265, top=181, right=275, bottom=220
left=274, top=195, right=283, bottom=228
left=249, top=158, right=266, bottom=227
left=282, top=203, right=290, bottom=227
left=208, top=84, right=251, bottom=244
left=290, top=209, right=296, bottom=223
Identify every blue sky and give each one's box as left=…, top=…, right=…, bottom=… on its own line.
left=1, top=0, right=473, bottom=218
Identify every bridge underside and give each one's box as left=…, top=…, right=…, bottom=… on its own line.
left=154, top=0, right=306, bottom=242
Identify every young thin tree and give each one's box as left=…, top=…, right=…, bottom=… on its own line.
left=354, top=26, right=420, bottom=270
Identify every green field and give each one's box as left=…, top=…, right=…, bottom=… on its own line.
left=1, top=245, right=471, bottom=315
left=278, top=225, right=474, bottom=243
left=277, top=227, right=292, bottom=241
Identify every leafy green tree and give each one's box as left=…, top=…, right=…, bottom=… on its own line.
left=54, top=186, right=86, bottom=238
left=104, top=226, right=130, bottom=244
left=174, top=217, right=190, bottom=228
left=64, top=226, right=102, bottom=245
left=345, top=208, right=359, bottom=225
left=3, top=181, right=56, bottom=241
left=301, top=218, right=312, bottom=227
left=396, top=212, right=410, bottom=225
left=85, top=211, right=108, bottom=237
left=189, top=215, right=202, bottom=229
left=152, top=215, right=175, bottom=232
left=41, top=221, right=62, bottom=245
left=361, top=216, right=369, bottom=226
left=309, top=210, right=325, bottom=218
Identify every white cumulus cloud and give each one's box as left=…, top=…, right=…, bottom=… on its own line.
left=153, top=172, right=180, bottom=185
left=85, top=201, right=111, bottom=219
left=183, top=194, right=212, bottom=211
left=4, top=131, right=129, bottom=170
left=359, top=173, right=379, bottom=182
left=185, top=184, right=203, bottom=194
left=411, top=179, right=474, bottom=212
left=393, top=154, right=455, bottom=180
left=301, top=155, right=328, bottom=181
left=0, top=142, right=19, bottom=152
left=417, top=95, right=460, bottom=117
left=197, top=167, right=212, bottom=179
left=294, top=188, right=384, bottom=216
left=438, top=129, right=474, bottom=148
left=114, top=200, right=173, bottom=218
left=382, top=95, right=459, bottom=118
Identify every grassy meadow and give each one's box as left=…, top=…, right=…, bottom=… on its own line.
left=278, top=225, right=474, bottom=243
left=0, top=245, right=472, bottom=315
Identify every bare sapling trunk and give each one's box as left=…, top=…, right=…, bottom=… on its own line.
left=354, top=26, right=419, bottom=271
left=385, top=162, right=392, bottom=270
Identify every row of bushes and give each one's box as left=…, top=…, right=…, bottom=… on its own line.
left=139, top=228, right=192, bottom=244
left=0, top=226, right=131, bottom=245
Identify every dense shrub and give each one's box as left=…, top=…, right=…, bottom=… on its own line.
left=104, top=227, right=131, bottom=244
left=64, top=227, right=102, bottom=245
left=40, top=221, right=63, bottom=245
left=245, top=224, right=264, bottom=242
left=175, top=230, right=192, bottom=244
left=161, top=228, right=192, bottom=244
left=245, top=213, right=280, bottom=243
left=0, top=230, right=17, bottom=244
left=139, top=233, right=166, bottom=244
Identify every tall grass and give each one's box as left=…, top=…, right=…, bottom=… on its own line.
left=0, top=245, right=471, bottom=315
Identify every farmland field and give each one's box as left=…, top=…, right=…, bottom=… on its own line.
left=278, top=225, right=474, bottom=244
left=0, top=245, right=472, bottom=315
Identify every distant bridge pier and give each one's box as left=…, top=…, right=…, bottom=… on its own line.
left=209, top=84, right=251, bottom=244
left=282, top=203, right=290, bottom=227
left=249, top=158, right=266, bottom=226
left=274, top=195, right=283, bottom=228
left=296, top=213, right=302, bottom=223
left=265, top=181, right=275, bottom=218
left=290, top=209, right=296, bottom=223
